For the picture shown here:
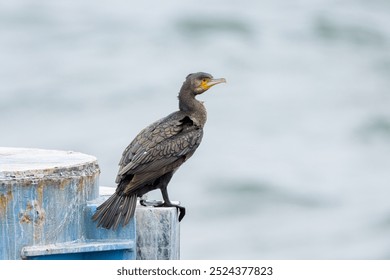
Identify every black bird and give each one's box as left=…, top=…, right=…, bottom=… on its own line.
left=92, top=72, right=226, bottom=229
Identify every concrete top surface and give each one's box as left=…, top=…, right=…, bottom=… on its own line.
left=0, top=147, right=98, bottom=179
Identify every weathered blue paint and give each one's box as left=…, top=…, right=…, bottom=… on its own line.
left=0, top=148, right=136, bottom=260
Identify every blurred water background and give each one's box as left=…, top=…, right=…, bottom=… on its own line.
left=1, top=0, right=390, bottom=259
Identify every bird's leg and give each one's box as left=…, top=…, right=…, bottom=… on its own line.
left=139, top=172, right=185, bottom=221
left=158, top=185, right=186, bottom=222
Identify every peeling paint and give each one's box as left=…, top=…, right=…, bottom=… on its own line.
left=19, top=212, right=32, bottom=223
left=19, top=200, right=45, bottom=226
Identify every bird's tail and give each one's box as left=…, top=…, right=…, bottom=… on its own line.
left=92, top=192, right=137, bottom=230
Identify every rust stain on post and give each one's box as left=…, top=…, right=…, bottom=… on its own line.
left=37, top=181, right=44, bottom=205
left=59, top=178, right=70, bottom=190
left=77, top=177, right=85, bottom=193
left=19, top=201, right=33, bottom=224
left=0, top=191, right=13, bottom=218
left=33, top=200, right=46, bottom=226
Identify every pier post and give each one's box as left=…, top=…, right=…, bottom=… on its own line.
left=0, top=147, right=179, bottom=260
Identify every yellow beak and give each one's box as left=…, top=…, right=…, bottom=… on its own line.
left=208, top=78, right=226, bottom=87
left=202, top=78, right=227, bottom=90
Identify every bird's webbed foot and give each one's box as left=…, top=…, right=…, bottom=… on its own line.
left=140, top=199, right=164, bottom=207
left=140, top=199, right=185, bottom=222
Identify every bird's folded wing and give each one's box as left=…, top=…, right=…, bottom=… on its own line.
left=116, top=115, right=203, bottom=185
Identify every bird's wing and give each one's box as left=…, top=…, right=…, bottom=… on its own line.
left=116, top=113, right=203, bottom=192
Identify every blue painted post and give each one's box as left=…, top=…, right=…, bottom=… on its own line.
left=0, top=147, right=135, bottom=260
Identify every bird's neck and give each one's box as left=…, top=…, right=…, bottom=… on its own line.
left=178, top=86, right=207, bottom=127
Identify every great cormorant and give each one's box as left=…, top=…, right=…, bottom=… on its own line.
left=92, top=72, right=226, bottom=229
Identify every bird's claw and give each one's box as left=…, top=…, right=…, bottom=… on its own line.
left=167, top=204, right=185, bottom=222
left=177, top=205, right=186, bottom=222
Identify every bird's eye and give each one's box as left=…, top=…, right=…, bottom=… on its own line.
left=202, top=78, right=207, bottom=82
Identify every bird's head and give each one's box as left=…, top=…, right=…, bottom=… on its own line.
left=185, top=72, right=226, bottom=95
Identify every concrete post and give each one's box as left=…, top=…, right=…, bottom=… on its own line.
left=99, top=187, right=180, bottom=260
